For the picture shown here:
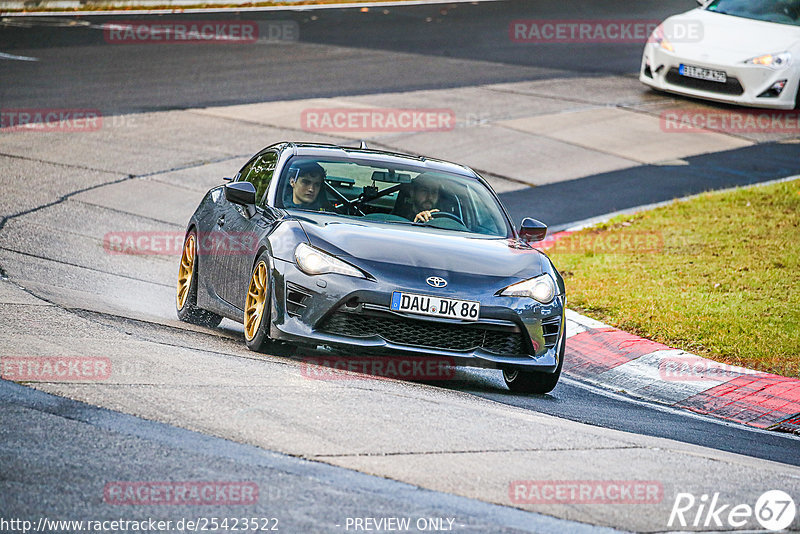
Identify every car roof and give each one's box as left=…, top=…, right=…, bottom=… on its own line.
left=267, top=142, right=480, bottom=179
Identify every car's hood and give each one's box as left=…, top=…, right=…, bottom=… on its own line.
left=666, top=9, right=800, bottom=63
left=293, top=212, right=545, bottom=285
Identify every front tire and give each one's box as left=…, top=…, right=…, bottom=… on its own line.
left=244, top=253, right=274, bottom=352
left=502, top=338, right=565, bottom=394
left=176, top=231, right=223, bottom=328
left=795, top=81, right=800, bottom=110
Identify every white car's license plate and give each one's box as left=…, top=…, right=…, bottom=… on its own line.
left=679, top=64, right=727, bottom=83
left=390, top=291, right=479, bottom=321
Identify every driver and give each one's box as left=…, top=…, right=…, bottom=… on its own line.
left=401, top=173, right=442, bottom=223
left=284, top=161, right=328, bottom=210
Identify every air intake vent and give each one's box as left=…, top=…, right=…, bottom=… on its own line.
left=542, top=315, right=561, bottom=350
left=286, top=282, right=312, bottom=317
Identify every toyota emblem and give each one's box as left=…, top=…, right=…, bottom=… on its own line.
left=426, top=276, right=447, bottom=288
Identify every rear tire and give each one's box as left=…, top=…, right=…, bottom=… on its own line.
left=176, top=231, right=223, bottom=328
left=502, top=338, right=565, bottom=394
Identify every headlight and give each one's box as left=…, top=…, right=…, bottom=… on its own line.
left=746, top=52, right=791, bottom=69
left=500, top=275, right=556, bottom=304
left=647, top=25, right=674, bottom=52
left=294, top=243, right=365, bottom=278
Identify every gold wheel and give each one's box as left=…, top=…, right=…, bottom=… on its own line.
left=244, top=261, right=268, bottom=341
left=176, top=234, right=195, bottom=310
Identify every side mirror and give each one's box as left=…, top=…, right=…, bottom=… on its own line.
left=225, top=181, right=257, bottom=206
left=519, top=217, right=548, bottom=243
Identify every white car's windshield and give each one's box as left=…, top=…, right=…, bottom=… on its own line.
left=277, top=157, right=512, bottom=237
left=707, top=0, right=800, bottom=26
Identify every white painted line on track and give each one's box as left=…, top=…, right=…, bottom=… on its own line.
left=0, top=51, right=39, bottom=61
left=560, top=375, right=800, bottom=446
left=1, top=0, right=503, bottom=17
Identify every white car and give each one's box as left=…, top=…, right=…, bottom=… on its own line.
left=641, top=0, right=800, bottom=109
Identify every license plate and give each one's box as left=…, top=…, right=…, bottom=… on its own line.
left=679, top=64, right=727, bottom=83
left=390, top=291, right=479, bottom=321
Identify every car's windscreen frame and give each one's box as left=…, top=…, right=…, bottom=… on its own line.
left=275, top=155, right=515, bottom=238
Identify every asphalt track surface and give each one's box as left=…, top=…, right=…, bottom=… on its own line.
left=2, top=0, right=800, bottom=531
left=1, top=0, right=698, bottom=112
left=1, top=380, right=598, bottom=534
left=3, top=1, right=799, bottom=227
left=504, top=143, right=800, bottom=230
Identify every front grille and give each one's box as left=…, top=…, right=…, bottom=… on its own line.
left=319, top=312, right=526, bottom=355
left=542, top=315, right=561, bottom=350
left=665, top=68, right=744, bottom=96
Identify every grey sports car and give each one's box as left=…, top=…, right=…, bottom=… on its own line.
left=177, top=142, right=566, bottom=393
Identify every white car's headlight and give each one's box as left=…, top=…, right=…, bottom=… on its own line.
left=746, top=51, right=791, bottom=69
left=500, top=275, right=556, bottom=304
left=294, top=243, right=364, bottom=278
left=647, top=25, right=674, bottom=52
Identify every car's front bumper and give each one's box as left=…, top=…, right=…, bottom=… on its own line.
left=268, top=258, right=565, bottom=372
left=640, top=44, right=798, bottom=110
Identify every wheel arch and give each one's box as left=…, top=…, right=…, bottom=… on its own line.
left=252, top=244, right=271, bottom=273
left=795, top=79, right=800, bottom=110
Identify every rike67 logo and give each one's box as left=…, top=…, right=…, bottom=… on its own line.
left=669, top=490, right=796, bottom=531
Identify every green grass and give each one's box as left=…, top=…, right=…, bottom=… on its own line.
left=548, top=178, right=800, bottom=378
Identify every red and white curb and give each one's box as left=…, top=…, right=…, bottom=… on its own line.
left=534, top=179, right=800, bottom=434
left=562, top=300, right=800, bottom=433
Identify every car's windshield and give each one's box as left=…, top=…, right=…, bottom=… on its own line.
left=277, top=156, right=512, bottom=237
left=706, top=0, right=800, bottom=26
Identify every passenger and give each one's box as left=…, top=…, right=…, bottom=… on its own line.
left=284, top=161, right=328, bottom=210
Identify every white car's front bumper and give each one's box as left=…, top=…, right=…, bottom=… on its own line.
left=640, top=43, right=799, bottom=110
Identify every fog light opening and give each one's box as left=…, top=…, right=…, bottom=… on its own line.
left=758, top=79, right=787, bottom=98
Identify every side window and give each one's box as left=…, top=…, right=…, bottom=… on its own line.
left=237, top=152, right=278, bottom=205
